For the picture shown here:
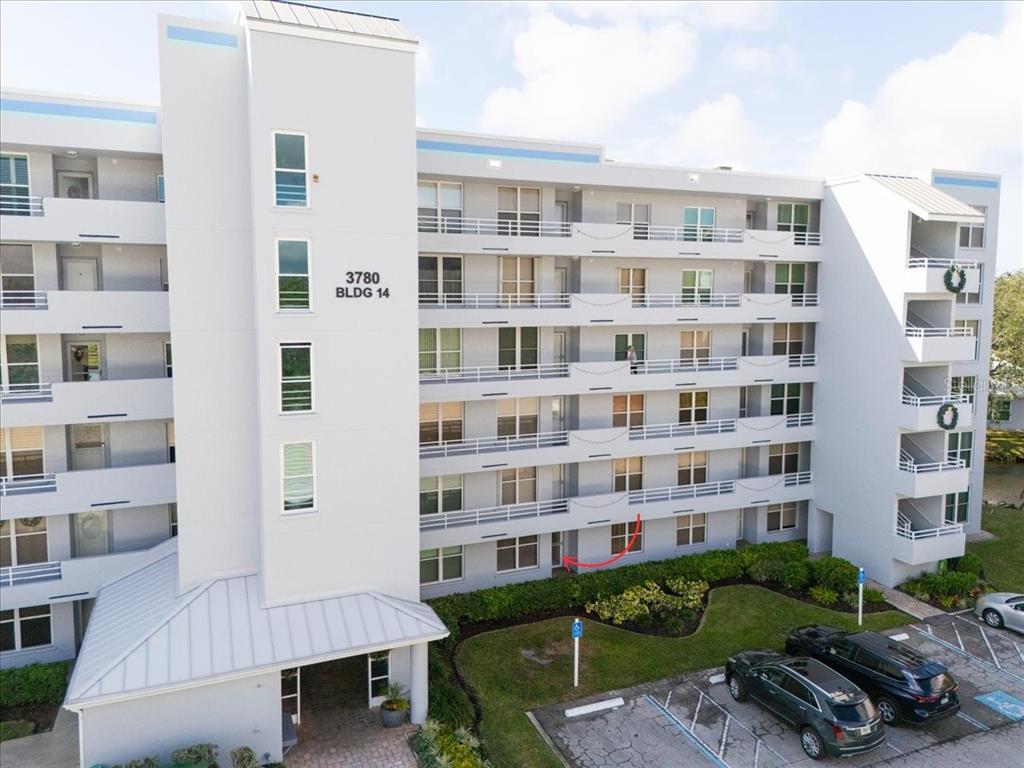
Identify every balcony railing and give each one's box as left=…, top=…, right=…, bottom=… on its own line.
left=642, top=224, right=744, bottom=243
left=636, top=356, right=738, bottom=374
left=0, top=561, right=62, bottom=588
left=418, top=292, right=819, bottom=310
left=898, top=450, right=965, bottom=473
left=418, top=215, right=571, bottom=237
left=0, top=383, right=54, bottom=401
left=629, top=418, right=736, bottom=441
left=419, top=293, right=570, bottom=309
left=420, top=430, right=569, bottom=458
left=900, top=387, right=972, bottom=407
left=420, top=362, right=570, bottom=384
left=420, top=498, right=569, bottom=531
left=629, top=479, right=736, bottom=505
left=0, top=195, right=44, bottom=216
left=904, top=326, right=973, bottom=338
left=0, top=473, right=58, bottom=496
left=0, top=290, right=49, bottom=309
left=907, top=257, right=978, bottom=270
left=895, top=522, right=964, bottom=540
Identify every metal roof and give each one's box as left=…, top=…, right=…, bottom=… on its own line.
left=241, top=1, right=416, bottom=43
left=865, top=174, right=984, bottom=222
left=66, top=548, right=448, bottom=707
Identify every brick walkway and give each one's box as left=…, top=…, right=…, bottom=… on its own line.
left=284, top=706, right=417, bottom=768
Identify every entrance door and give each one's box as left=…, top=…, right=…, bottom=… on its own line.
left=71, top=424, right=106, bottom=470
left=554, top=266, right=568, bottom=294
left=367, top=651, right=390, bottom=707
left=67, top=341, right=102, bottom=382
left=73, top=511, right=110, bottom=557
left=62, top=259, right=98, bottom=291
left=57, top=171, right=94, bottom=200
left=552, top=531, right=564, bottom=572
left=553, top=331, right=567, bottom=365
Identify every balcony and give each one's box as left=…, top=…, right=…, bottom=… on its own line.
left=893, top=507, right=965, bottom=565
left=898, top=385, right=973, bottom=432
left=419, top=292, right=820, bottom=329
left=905, top=254, right=981, bottom=295
left=895, top=447, right=969, bottom=498
left=419, top=413, right=815, bottom=476
left=903, top=326, right=976, bottom=363
left=0, top=463, right=176, bottom=518
left=417, top=216, right=822, bottom=262
left=420, top=353, right=817, bottom=402
left=0, top=196, right=165, bottom=244
left=0, top=290, right=169, bottom=334
left=420, top=471, right=813, bottom=548
left=0, top=378, right=173, bottom=428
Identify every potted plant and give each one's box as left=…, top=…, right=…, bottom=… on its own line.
left=379, top=682, right=410, bottom=727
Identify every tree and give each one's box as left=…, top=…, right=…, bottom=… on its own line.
left=990, top=269, right=1024, bottom=390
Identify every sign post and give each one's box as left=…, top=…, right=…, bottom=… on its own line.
left=571, top=618, right=583, bottom=688
left=857, top=568, right=866, bottom=627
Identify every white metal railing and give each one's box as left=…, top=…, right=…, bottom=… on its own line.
left=789, top=293, right=819, bottom=307
left=634, top=292, right=741, bottom=308
left=418, top=292, right=571, bottom=308
left=898, top=449, right=965, bottom=473
left=0, top=194, right=44, bottom=216
left=788, top=353, right=817, bottom=367
left=0, top=290, right=48, bottom=309
left=783, top=471, right=814, bottom=486
left=420, top=362, right=569, bottom=384
left=907, top=257, right=978, bottom=270
left=636, top=356, right=740, bottom=374
left=901, top=386, right=972, bottom=407
left=420, top=430, right=569, bottom=458
left=629, top=479, right=736, bottom=505
left=786, top=412, right=815, bottom=427
left=642, top=224, right=744, bottom=243
left=0, top=561, right=62, bottom=588
left=905, top=326, right=973, bottom=338
left=0, top=473, right=58, bottom=496
left=793, top=232, right=822, bottom=246
left=895, top=522, right=964, bottom=540
left=420, top=498, right=569, bottom=531
left=418, top=215, right=571, bottom=237
left=897, top=512, right=912, bottom=536
left=629, top=418, right=736, bottom=441
left=0, top=383, right=54, bottom=401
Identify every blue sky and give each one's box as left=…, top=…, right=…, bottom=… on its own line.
left=1, top=1, right=1020, bottom=271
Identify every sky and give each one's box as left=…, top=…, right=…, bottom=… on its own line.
left=1, top=0, right=1020, bottom=272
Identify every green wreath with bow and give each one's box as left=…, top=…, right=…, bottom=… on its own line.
left=937, top=403, right=959, bottom=430
left=943, top=264, right=967, bottom=293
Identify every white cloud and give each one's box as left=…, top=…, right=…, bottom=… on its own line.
left=721, top=42, right=799, bottom=73
left=479, top=12, right=697, bottom=140
left=553, top=1, right=776, bottom=28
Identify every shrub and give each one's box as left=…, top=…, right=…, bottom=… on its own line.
left=842, top=591, right=860, bottom=609
left=811, top=556, right=860, bottom=592
left=662, top=616, right=687, bottom=635
left=747, top=558, right=787, bottom=585
left=737, top=541, right=809, bottom=573
left=862, top=587, right=886, bottom=604
left=410, top=720, right=488, bottom=768
left=230, top=747, right=258, bottom=768
left=585, top=581, right=695, bottom=625
left=809, top=585, right=838, bottom=606
left=921, top=571, right=977, bottom=598
left=663, top=578, right=709, bottom=609
left=949, top=552, right=984, bottom=578
left=0, top=661, right=69, bottom=707
left=781, top=561, right=813, bottom=590
left=0, top=720, right=34, bottom=742
left=428, top=647, right=474, bottom=729
left=171, top=744, right=217, bottom=768
left=112, top=758, right=159, bottom=768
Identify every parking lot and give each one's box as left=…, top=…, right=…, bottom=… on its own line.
left=531, top=616, right=1024, bottom=767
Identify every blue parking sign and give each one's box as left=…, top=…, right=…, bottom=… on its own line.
left=857, top=568, right=866, bottom=585
left=572, top=618, right=583, bottom=639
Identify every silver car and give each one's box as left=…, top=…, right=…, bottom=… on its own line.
left=974, top=593, right=1024, bottom=633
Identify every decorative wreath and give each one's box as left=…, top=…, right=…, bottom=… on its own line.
left=937, top=403, right=959, bottom=431
left=943, top=264, right=967, bottom=294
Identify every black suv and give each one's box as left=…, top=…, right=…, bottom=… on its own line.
left=786, top=625, right=959, bottom=725
left=725, top=651, right=885, bottom=760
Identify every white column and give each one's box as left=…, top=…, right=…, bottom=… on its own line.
left=410, top=642, right=429, bottom=725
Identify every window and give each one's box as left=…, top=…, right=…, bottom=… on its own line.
left=1, top=243, right=35, bottom=303
left=165, top=421, right=175, bottom=463
left=615, top=333, right=646, bottom=362
left=0, top=427, right=44, bottom=479
left=677, top=451, right=708, bottom=486
left=773, top=323, right=804, bottom=355
left=958, top=207, right=986, bottom=249
left=951, top=375, right=976, bottom=404
left=282, top=441, right=315, bottom=513
left=276, top=240, right=311, bottom=311
left=945, top=491, right=969, bottom=523
left=612, top=394, right=645, bottom=427
left=681, top=269, right=714, bottom=304
left=496, top=535, right=538, bottom=571
left=418, top=329, right=461, bottom=374
left=0, top=605, right=52, bottom=651
left=0, top=517, right=48, bottom=568
left=683, top=206, right=716, bottom=241
left=613, top=457, right=643, bottom=492
left=769, top=443, right=800, bottom=475
left=420, top=475, right=463, bottom=515
left=156, top=174, right=165, bottom=203
left=497, top=398, right=539, bottom=437
left=498, top=327, right=539, bottom=370
left=497, top=186, right=540, bottom=236
left=680, top=330, right=711, bottom=364
left=781, top=674, right=816, bottom=706
left=500, top=257, right=536, bottom=305
left=988, top=397, right=1011, bottom=423
left=770, top=383, right=801, bottom=415
left=369, top=651, right=390, bottom=699
left=0, top=154, right=31, bottom=215
left=500, top=466, right=537, bottom=505
left=419, top=255, right=463, bottom=304
left=273, top=131, right=308, bottom=207
left=280, top=342, right=313, bottom=412
left=57, top=171, right=93, bottom=199
left=947, top=431, right=973, bottom=468
left=1, top=335, right=40, bottom=394
left=774, top=263, right=806, bottom=294
left=617, top=203, right=650, bottom=239
left=767, top=502, right=798, bottom=531
left=676, top=513, right=707, bottom=547
left=618, top=268, right=647, bottom=305
left=160, top=258, right=169, bottom=292
left=611, top=521, right=643, bottom=554
left=418, top=181, right=462, bottom=232
left=419, top=402, right=463, bottom=445
left=739, top=386, right=748, bottom=418
left=169, top=503, right=178, bottom=537
left=420, top=546, right=464, bottom=584
left=777, top=202, right=810, bottom=241
left=678, top=391, right=710, bottom=424
left=955, top=319, right=980, bottom=359
left=163, top=342, right=172, bottom=378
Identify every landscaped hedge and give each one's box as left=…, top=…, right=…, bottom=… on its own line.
left=427, top=646, right=475, bottom=729
left=0, top=661, right=69, bottom=707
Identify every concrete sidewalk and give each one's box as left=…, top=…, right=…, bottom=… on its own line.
left=0, top=707, right=78, bottom=768
left=868, top=579, right=946, bottom=621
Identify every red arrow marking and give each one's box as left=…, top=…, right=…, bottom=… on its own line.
left=561, top=514, right=642, bottom=569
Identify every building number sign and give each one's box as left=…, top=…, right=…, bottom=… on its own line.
left=336, top=271, right=390, bottom=299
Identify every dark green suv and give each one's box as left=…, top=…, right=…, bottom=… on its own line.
left=726, top=650, right=886, bottom=760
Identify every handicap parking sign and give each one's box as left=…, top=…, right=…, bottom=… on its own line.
left=857, top=568, right=866, bottom=585
left=572, top=618, right=583, bottom=639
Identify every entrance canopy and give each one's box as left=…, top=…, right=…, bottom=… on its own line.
left=66, top=546, right=448, bottom=708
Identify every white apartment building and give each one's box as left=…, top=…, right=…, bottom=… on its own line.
left=0, top=1, right=999, bottom=764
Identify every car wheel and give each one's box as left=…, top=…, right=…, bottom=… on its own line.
left=876, top=695, right=901, bottom=725
left=800, top=726, right=825, bottom=760
left=728, top=674, right=748, bottom=702
left=983, top=609, right=1004, bottom=629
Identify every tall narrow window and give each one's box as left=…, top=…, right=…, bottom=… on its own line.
left=169, top=503, right=178, bottom=537
left=156, top=174, right=166, bottom=203
left=618, top=268, right=647, bottom=305
left=282, top=441, right=315, bottom=513
left=678, top=391, right=710, bottom=424
left=772, top=323, right=804, bottom=355
left=0, top=605, right=52, bottom=651
left=500, top=257, right=536, bottom=305
left=497, top=187, right=541, bottom=236
left=496, top=398, right=539, bottom=437
left=420, top=475, right=463, bottom=515
left=680, top=330, right=711, bottom=364
left=611, top=521, right=643, bottom=554
left=0, top=154, right=31, bottom=215
left=612, top=394, right=645, bottom=427
left=1, top=335, right=40, bottom=395
left=773, top=264, right=806, bottom=294
left=280, top=342, right=313, bottom=412
left=677, top=451, right=708, bottom=485
left=681, top=269, right=713, bottom=304
left=613, top=457, right=643, bottom=492
left=958, top=207, right=986, bottom=249
left=617, top=203, right=650, bottom=240
left=419, top=402, right=463, bottom=445
left=498, top=327, right=538, bottom=370
left=769, top=442, right=800, bottom=474
left=947, top=431, right=973, bottom=468
left=1, top=243, right=35, bottom=305
left=767, top=502, right=798, bottom=531
left=944, top=491, right=969, bottom=523
left=163, top=342, right=173, bottom=378
left=676, top=513, right=707, bottom=547
left=770, top=383, right=801, bottom=415
left=683, top=206, right=716, bottom=241
left=277, top=240, right=311, bottom=311
left=166, top=421, right=175, bottom=463
left=0, top=427, right=44, bottom=479
left=418, top=181, right=463, bottom=233
left=418, top=255, right=462, bottom=304
left=418, top=329, right=461, bottom=374
left=0, top=517, right=48, bottom=568
left=500, top=466, right=537, bottom=505
left=274, top=132, right=308, bottom=207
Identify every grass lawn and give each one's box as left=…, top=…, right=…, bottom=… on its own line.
left=967, top=504, right=1024, bottom=593
left=0, top=720, right=34, bottom=742
left=457, top=584, right=911, bottom=768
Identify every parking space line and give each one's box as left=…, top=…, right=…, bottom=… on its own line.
left=956, top=711, right=990, bottom=732
left=886, top=741, right=904, bottom=755
left=908, top=625, right=1024, bottom=687
left=1015, top=641, right=1024, bottom=666
left=718, top=716, right=730, bottom=759
left=685, top=685, right=790, bottom=766
left=952, top=622, right=965, bottom=651
left=975, top=622, right=1003, bottom=669
left=642, top=694, right=729, bottom=768
left=691, top=692, right=703, bottom=729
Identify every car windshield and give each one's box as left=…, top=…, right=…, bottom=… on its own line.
left=916, top=672, right=954, bottom=693
left=832, top=699, right=875, bottom=723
